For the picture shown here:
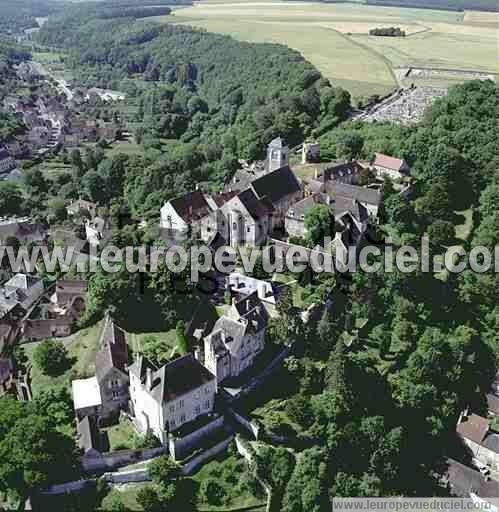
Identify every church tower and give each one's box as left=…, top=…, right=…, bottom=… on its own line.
left=267, top=137, right=289, bottom=172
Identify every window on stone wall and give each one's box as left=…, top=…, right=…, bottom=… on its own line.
left=195, top=405, right=201, bottom=415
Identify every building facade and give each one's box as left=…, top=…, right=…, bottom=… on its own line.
left=129, top=354, right=217, bottom=445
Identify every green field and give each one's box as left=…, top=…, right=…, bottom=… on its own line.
left=154, top=1, right=497, bottom=99
left=24, top=320, right=105, bottom=396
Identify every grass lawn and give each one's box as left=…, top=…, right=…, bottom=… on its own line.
left=251, top=397, right=304, bottom=438
left=40, top=160, right=73, bottom=179
left=105, top=140, right=144, bottom=157
left=454, top=208, right=474, bottom=242
left=102, top=418, right=138, bottom=451
left=24, top=320, right=105, bottom=397
left=100, top=482, right=149, bottom=511
left=131, top=329, right=179, bottom=360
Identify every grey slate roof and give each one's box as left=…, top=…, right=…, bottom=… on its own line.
left=446, top=458, right=499, bottom=498
left=332, top=196, right=369, bottom=223
left=95, top=316, right=129, bottom=382
left=129, top=354, right=215, bottom=405
left=482, top=432, right=499, bottom=454
left=250, top=166, right=301, bottom=206
left=77, top=415, right=100, bottom=454
left=325, top=182, right=382, bottom=207
left=169, top=190, right=212, bottom=223
left=486, top=394, right=499, bottom=415
left=0, top=358, right=13, bottom=385
left=286, top=193, right=330, bottom=219
left=268, top=137, right=286, bottom=149
left=209, top=292, right=268, bottom=357
left=236, top=189, right=274, bottom=220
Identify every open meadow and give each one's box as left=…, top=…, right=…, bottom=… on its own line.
left=154, top=1, right=498, bottom=99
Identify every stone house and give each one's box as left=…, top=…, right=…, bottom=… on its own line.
left=285, top=193, right=332, bottom=240
left=372, top=153, right=409, bottom=181
left=307, top=161, right=365, bottom=193
left=228, top=273, right=278, bottom=317
left=2, top=274, right=44, bottom=312
left=456, top=411, right=499, bottom=470
left=129, top=354, right=217, bottom=445
left=160, top=189, right=213, bottom=239
left=95, top=317, right=130, bottom=419
left=202, top=189, right=274, bottom=248
left=201, top=292, right=268, bottom=384
left=325, top=182, right=382, bottom=222
left=248, top=164, right=302, bottom=228
left=52, top=279, right=87, bottom=313
left=22, top=317, right=74, bottom=341
left=0, top=217, right=46, bottom=246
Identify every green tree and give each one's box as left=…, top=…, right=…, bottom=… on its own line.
left=32, top=386, right=74, bottom=428
left=304, top=205, right=333, bottom=246
left=176, top=320, right=189, bottom=354
left=33, top=340, right=71, bottom=376
left=200, top=479, right=225, bottom=506
left=427, top=219, right=455, bottom=250
left=0, top=398, right=78, bottom=506
left=149, top=455, right=180, bottom=485
left=0, top=182, right=23, bottom=216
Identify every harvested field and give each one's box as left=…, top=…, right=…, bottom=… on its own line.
left=463, top=9, right=499, bottom=25
left=157, top=1, right=496, bottom=99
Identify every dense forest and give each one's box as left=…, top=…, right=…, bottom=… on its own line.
left=0, top=0, right=63, bottom=34
left=0, top=40, right=29, bottom=141
left=36, top=10, right=351, bottom=217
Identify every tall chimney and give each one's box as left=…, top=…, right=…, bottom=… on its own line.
left=146, top=368, right=153, bottom=390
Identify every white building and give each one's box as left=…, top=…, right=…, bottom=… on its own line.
left=72, top=376, right=102, bottom=419
left=266, top=137, right=289, bottom=172
left=3, top=273, right=44, bottom=312
left=201, top=189, right=273, bottom=249
left=129, top=354, right=217, bottom=445
left=160, top=189, right=213, bottom=238
left=201, top=292, right=268, bottom=384
left=85, top=216, right=111, bottom=247
left=372, top=153, right=409, bottom=181
left=228, top=273, right=278, bottom=316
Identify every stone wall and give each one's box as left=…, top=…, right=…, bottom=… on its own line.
left=229, top=408, right=260, bottom=440
left=168, top=414, right=225, bottom=461
left=181, top=435, right=234, bottom=476
left=81, top=446, right=167, bottom=473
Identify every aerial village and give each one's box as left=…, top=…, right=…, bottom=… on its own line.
left=1, top=125, right=498, bottom=504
